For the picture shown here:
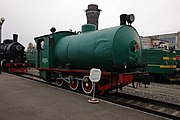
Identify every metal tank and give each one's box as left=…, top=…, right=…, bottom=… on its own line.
left=54, top=24, right=141, bottom=72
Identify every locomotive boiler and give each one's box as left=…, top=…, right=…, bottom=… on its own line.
left=0, top=34, right=30, bottom=73
left=55, top=24, right=141, bottom=72
left=35, top=14, right=149, bottom=94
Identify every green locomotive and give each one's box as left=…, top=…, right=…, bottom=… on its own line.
left=26, top=49, right=36, bottom=67
left=142, top=48, right=176, bottom=81
left=34, top=14, right=149, bottom=94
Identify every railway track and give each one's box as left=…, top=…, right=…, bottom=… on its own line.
left=99, top=92, right=180, bottom=120
left=17, top=72, right=180, bottom=120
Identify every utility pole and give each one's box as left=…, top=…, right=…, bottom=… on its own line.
left=0, top=17, right=5, bottom=74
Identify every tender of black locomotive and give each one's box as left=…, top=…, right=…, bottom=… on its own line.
left=0, top=34, right=30, bottom=73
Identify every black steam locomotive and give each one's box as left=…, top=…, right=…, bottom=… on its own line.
left=0, top=34, right=30, bottom=73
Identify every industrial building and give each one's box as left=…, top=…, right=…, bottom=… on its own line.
left=141, top=32, right=180, bottom=49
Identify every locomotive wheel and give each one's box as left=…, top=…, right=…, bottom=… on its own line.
left=56, top=78, right=64, bottom=87
left=82, top=76, right=93, bottom=94
left=69, top=80, right=79, bottom=91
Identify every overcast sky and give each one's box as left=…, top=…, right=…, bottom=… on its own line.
left=1, top=0, right=180, bottom=48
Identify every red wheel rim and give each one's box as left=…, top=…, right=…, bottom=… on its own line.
left=69, top=80, right=79, bottom=90
left=82, top=78, right=93, bottom=94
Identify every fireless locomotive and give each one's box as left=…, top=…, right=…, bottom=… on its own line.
left=0, top=34, right=30, bottom=73
left=35, top=14, right=149, bottom=94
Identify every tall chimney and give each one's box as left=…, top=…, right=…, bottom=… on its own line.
left=13, top=34, right=18, bottom=42
left=85, top=4, right=101, bottom=30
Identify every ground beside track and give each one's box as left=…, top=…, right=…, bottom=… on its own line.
left=0, top=72, right=168, bottom=120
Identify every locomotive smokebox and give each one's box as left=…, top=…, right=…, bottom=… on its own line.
left=13, top=34, right=18, bottom=42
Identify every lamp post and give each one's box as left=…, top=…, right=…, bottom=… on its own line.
left=0, top=17, right=5, bottom=74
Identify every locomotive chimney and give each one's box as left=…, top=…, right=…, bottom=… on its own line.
left=85, top=4, right=101, bottom=30
left=13, top=34, right=18, bottom=42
